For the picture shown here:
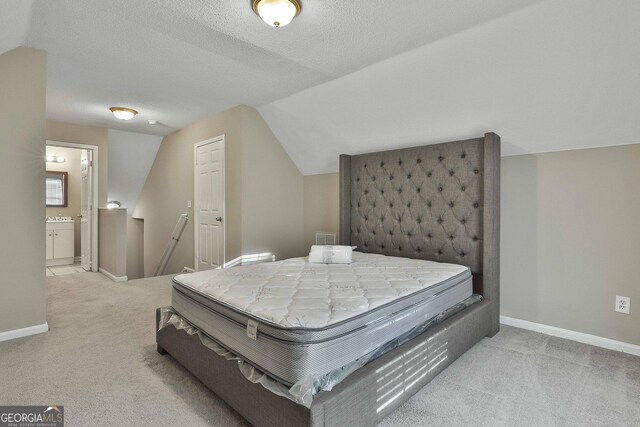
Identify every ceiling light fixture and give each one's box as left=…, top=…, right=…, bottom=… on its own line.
left=46, top=155, right=66, bottom=163
left=109, top=107, right=138, bottom=121
left=148, top=120, right=158, bottom=125
left=107, top=201, right=121, bottom=209
left=252, top=0, right=301, bottom=28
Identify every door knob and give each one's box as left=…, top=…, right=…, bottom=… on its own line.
left=216, top=217, right=223, bottom=222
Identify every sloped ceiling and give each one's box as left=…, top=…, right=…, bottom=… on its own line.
left=2, top=0, right=539, bottom=136
left=0, top=1, right=32, bottom=55
left=3, top=0, right=639, bottom=175
left=107, top=129, right=162, bottom=216
left=260, top=0, right=640, bottom=174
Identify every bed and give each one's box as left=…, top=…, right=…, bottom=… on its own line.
left=156, top=132, right=501, bottom=426
left=170, top=252, right=473, bottom=387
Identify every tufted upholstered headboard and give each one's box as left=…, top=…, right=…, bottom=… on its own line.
left=339, top=133, right=500, bottom=334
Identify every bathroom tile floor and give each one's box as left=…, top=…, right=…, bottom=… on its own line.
left=46, top=261, right=87, bottom=276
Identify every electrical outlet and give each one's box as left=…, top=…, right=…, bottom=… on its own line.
left=615, top=296, right=630, bottom=314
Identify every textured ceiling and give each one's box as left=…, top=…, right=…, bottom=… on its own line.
left=1, top=0, right=539, bottom=135
left=4, top=0, right=635, bottom=175
left=0, top=1, right=32, bottom=55
left=260, top=0, right=640, bottom=174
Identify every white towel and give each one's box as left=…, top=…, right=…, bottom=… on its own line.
left=308, top=245, right=353, bottom=264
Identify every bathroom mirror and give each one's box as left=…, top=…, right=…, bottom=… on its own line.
left=46, top=171, right=68, bottom=207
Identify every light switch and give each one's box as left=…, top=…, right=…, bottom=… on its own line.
left=187, top=200, right=192, bottom=208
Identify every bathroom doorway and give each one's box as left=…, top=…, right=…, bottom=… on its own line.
left=45, top=140, right=99, bottom=274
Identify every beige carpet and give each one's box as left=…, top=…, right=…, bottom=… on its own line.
left=0, top=271, right=638, bottom=426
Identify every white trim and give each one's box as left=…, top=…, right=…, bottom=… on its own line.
left=223, top=256, right=243, bottom=269
left=223, top=252, right=275, bottom=268
left=99, top=268, right=128, bottom=283
left=46, top=140, right=99, bottom=272
left=46, top=258, right=74, bottom=267
left=500, top=315, right=640, bottom=356
left=502, top=141, right=640, bottom=158
left=0, top=323, right=48, bottom=343
left=194, top=135, right=226, bottom=271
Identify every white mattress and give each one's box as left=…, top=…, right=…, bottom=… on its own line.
left=171, top=252, right=472, bottom=385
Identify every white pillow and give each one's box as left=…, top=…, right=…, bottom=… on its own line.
left=308, top=245, right=353, bottom=264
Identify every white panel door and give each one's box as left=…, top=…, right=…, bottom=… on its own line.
left=195, top=137, right=225, bottom=271
left=80, top=150, right=92, bottom=271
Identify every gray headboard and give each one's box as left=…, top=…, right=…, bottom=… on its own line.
left=339, top=133, right=500, bottom=334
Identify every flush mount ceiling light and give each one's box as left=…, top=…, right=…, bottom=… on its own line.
left=107, top=201, right=121, bottom=209
left=252, top=0, right=301, bottom=28
left=46, top=155, right=66, bottom=163
left=109, top=107, right=138, bottom=121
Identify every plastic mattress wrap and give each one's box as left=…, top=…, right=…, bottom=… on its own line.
left=158, top=294, right=482, bottom=408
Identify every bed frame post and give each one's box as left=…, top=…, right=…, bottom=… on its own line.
left=483, top=132, right=501, bottom=337
left=339, top=154, right=352, bottom=246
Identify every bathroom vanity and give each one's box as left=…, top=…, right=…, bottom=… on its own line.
left=46, top=219, right=75, bottom=266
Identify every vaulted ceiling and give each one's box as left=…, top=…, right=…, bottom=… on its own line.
left=3, top=0, right=538, bottom=136
left=2, top=0, right=639, bottom=175
left=260, top=0, right=640, bottom=173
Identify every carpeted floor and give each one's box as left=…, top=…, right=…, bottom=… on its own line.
left=0, top=272, right=638, bottom=426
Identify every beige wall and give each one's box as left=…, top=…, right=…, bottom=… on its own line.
left=46, top=146, right=82, bottom=256
left=134, top=106, right=243, bottom=276
left=98, top=208, right=127, bottom=279
left=303, top=173, right=340, bottom=252
left=46, top=121, right=109, bottom=208
left=0, top=47, right=47, bottom=333
left=135, top=105, right=304, bottom=276
left=240, top=107, right=304, bottom=260
left=126, top=218, right=144, bottom=280
left=501, top=145, right=640, bottom=346
left=303, top=145, right=640, bottom=346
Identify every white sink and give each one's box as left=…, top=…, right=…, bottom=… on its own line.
left=46, top=217, right=74, bottom=223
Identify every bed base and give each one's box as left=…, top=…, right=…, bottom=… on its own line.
left=156, top=300, right=493, bottom=427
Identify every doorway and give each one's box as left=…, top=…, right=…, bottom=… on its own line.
left=46, top=140, right=99, bottom=273
left=194, top=135, right=225, bottom=271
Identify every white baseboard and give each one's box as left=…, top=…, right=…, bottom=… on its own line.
left=99, top=268, right=128, bottom=283
left=223, top=256, right=243, bottom=268
left=46, top=257, right=74, bottom=267
left=0, top=322, right=48, bottom=343
left=223, top=253, right=275, bottom=269
left=500, top=315, right=640, bottom=356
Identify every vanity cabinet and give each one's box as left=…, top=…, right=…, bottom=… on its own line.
left=46, top=221, right=75, bottom=266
